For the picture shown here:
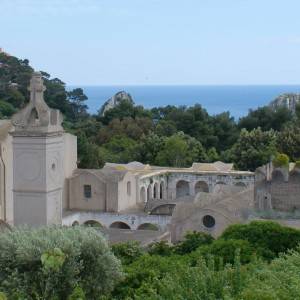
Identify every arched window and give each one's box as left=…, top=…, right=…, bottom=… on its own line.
left=176, top=180, right=190, bottom=198
left=127, top=181, right=131, bottom=196
left=195, top=181, right=209, bottom=194
left=140, top=187, right=146, bottom=203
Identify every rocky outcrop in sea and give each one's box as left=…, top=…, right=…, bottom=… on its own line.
left=100, top=91, right=134, bottom=116
left=269, top=93, right=300, bottom=113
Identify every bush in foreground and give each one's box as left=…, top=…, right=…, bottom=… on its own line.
left=0, top=226, right=122, bottom=300
left=221, top=221, right=300, bottom=260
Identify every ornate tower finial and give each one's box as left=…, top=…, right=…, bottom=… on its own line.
left=12, top=72, right=63, bottom=134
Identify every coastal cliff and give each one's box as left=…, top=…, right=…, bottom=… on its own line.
left=269, top=93, right=300, bottom=113
left=100, top=91, right=134, bottom=116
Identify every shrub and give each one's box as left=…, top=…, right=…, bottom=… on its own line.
left=112, top=254, right=186, bottom=299
left=148, top=241, right=174, bottom=256
left=0, top=226, right=122, bottom=299
left=0, top=100, right=16, bottom=117
left=240, top=247, right=300, bottom=300
left=174, top=231, right=214, bottom=255
left=111, top=241, right=143, bottom=265
left=221, top=221, right=300, bottom=260
left=195, top=239, right=255, bottom=264
left=273, top=153, right=289, bottom=168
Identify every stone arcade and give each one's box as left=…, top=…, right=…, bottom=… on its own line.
left=0, top=73, right=258, bottom=242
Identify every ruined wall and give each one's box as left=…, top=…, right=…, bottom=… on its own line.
left=255, top=165, right=300, bottom=212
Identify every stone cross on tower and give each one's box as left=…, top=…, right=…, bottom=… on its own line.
left=11, top=72, right=65, bottom=226
left=12, top=72, right=63, bottom=134
left=28, top=71, right=46, bottom=105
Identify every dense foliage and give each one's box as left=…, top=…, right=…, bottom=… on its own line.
left=1, top=53, right=300, bottom=171
left=107, top=221, right=300, bottom=299
left=1, top=222, right=300, bottom=299
left=0, top=226, right=122, bottom=300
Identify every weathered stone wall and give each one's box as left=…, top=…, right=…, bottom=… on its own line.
left=255, top=166, right=300, bottom=212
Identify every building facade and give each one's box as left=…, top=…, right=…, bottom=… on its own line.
left=0, top=73, right=256, bottom=240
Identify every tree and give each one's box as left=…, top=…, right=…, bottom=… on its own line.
left=221, top=221, right=300, bottom=260
left=277, top=125, right=300, bottom=161
left=0, top=100, right=16, bottom=117
left=134, top=132, right=165, bottom=164
left=174, top=231, right=214, bottom=255
left=0, top=226, right=122, bottom=299
left=238, top=106, right=293, bottom=132
left=155, top=133, right=189, bottom=167
left=77, top=133, right=103, bottom=168
left=67, top=88, right=88, bottom=120
left=230, top=128, right=277, bottom=171
left=99, top=135, right=138, bottom=163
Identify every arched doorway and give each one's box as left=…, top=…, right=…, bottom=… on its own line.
left=140, top=187, right=146, bottom=203
left=110, top=221, right=131, bottom=229
left=195, top=181, right=209, bottom=194
left=72, top=221, right=79, bottom=226
left=137, top=223, right=159, bottom=231
left=160, top=181, right=164, bottom=199
left=83, top=220, right=103, bottom=228
left=176, top=180, right=190, bottom=198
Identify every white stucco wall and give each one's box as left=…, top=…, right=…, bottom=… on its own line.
left=117, top=172, right=138, bottom=211
left=0, top=131, right=13, bottom=224
left=62, top=133, right=77, bottom=209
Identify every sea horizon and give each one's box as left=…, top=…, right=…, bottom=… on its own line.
left=68, top=84, right=300, bottom=119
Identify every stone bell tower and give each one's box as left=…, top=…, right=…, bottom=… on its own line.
left=12, top=72, right=64, bottom=226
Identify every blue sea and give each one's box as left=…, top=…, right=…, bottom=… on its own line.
left=69, top=85, right=300, bottom=119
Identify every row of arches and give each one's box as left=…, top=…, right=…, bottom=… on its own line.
left=176, top=180, right=210, bottom=198
left=175, top=180, right=246, bottom=198
left=72, top=220, right=159, bottom=231
left=140, top=181, right=166, bottom=203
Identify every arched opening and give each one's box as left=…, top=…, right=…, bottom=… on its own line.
left=140, top=186, right=146, bottom=203
left=29, top=108, right=39, bottom=125
left=213, top=181, right=226, bottom=193
left=272, top=170, right=284, bottom=182
left=195, top=181, right=209, bottom=194
left=147, top=185, right=152, bottom=201
left=235, top=182, right=247, bottom=188
left=150, top=203, right=176, bottom=216
left=72, top=221, right=79, bottom=226
left=127, top=181, right=131, bottom=196
left=202, top=215, right=215, bottom=228
left=110, top=221, right=131, bottom=230
left=83, top=220, right=103, bottom=228
left=153, top=182, right=159, bottom=199
left=176, top=180, right=190, bottom=198
left=160, top=181, right=164, bottom=199
left=137, top=223, right=159, bottom=231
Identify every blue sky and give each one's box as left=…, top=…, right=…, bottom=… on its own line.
left=1, top=0, right=300, bottom=85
